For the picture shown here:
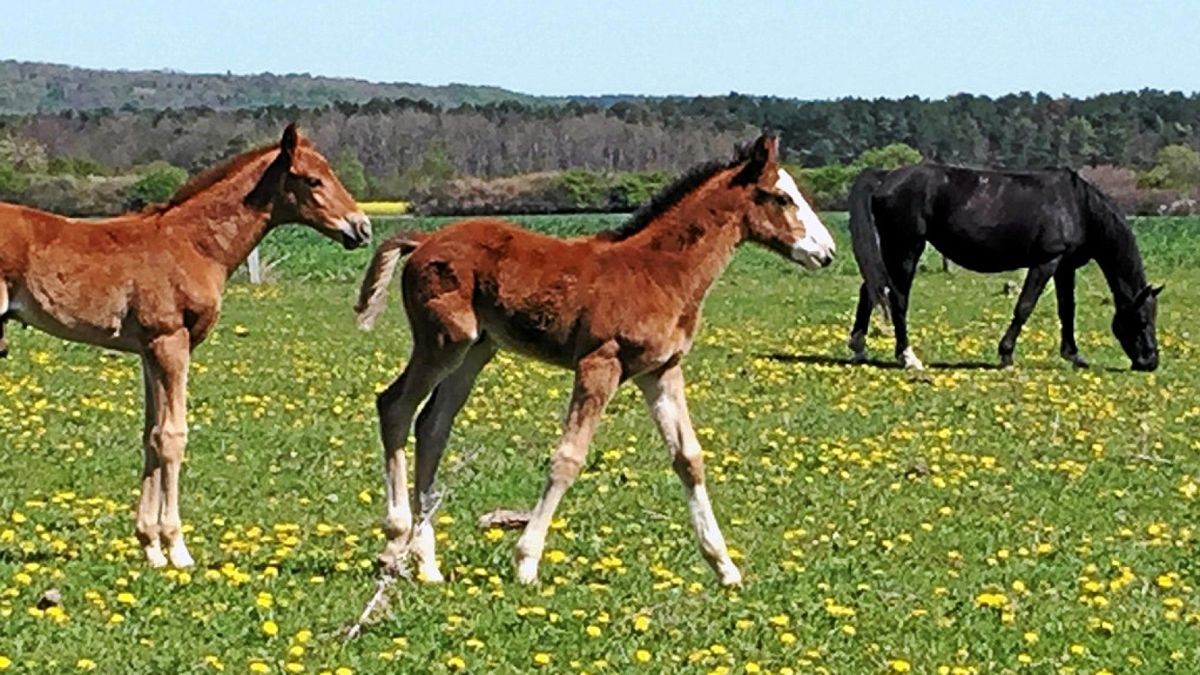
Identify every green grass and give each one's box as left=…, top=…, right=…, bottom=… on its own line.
left=1, top=215, right=1198, bottom=673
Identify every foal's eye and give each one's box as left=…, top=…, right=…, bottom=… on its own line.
left=775, top=193, right=792, bottom=206
left=305, top=177, right=323, bottom=188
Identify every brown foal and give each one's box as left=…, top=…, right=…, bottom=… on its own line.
left=0, top=124, right=370, bottom=568
left=355, top=134, right=835, bottom=585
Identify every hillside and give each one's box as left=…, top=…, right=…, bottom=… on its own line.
left=0, top=60, right=552, bottom=113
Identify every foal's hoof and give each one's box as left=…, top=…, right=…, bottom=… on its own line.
left=415, top=563, right=445, bottom=584
left=167, top=540, right=195, bottom=569
left=514, top=556, right=541, bottom=585
left=716, top=563, right=743, bottom=587
left=144, top=545, right=169, bottom=569
left=0, top=339, right=8, bottom=358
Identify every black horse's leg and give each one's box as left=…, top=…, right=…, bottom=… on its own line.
left=998, top=259, right=1059, bottom=367
left=1054, top=267, right=1087, bottom=367
left=848, top=283, right=873, bottom=362
left=0, top=319, right=7, bottom=358
left=883, top=242, right=925, bottom=369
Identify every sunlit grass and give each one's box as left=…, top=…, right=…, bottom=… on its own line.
left=0, top=215, right=1197, bottom=672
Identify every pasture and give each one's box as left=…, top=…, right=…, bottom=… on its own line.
left=1, top=214, right=1198, bottom=673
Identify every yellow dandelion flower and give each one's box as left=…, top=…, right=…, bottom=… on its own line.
left=635, top=649, right=651, bottom=663
left=262, top=619, right=279, bottom=637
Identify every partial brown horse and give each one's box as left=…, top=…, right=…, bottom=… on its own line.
left=355, top=134, right=834, bottom=586
left=0, top=124, right=370, bottom=568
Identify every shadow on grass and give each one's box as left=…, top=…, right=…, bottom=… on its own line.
left=756, top=352, right=1004, bottom=371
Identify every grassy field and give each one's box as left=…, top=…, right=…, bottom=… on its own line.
left=1, top=214, right=1198, bottom=673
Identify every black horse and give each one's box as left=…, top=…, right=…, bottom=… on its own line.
left=848, top=164, right=1162, bottom=371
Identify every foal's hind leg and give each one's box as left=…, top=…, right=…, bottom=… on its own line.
left=408, top=339, right=497, bottom=581
left=514, top=342, right=621, bottom=584
left=998, top=259, right=1059, bottom=367
left=1054, top=267, right=1087, bottom=368
left=636, top=365, right=741, bottom=586
left=376, top=338, right=472, bottom=570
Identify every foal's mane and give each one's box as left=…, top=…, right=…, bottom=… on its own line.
left=598, top=142, right=757, bottom=242
left=143, top=138, right=308, bottom=214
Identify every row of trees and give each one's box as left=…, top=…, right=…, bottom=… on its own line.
left=1, top=90, right=1198, bottom=215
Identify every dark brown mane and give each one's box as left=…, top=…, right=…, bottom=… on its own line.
left=598, top=143, right=756, bottom=242
left=144, top=139, right=302, bottom=214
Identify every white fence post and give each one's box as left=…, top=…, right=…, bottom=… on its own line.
left=247, top=247, right=262, bottom=284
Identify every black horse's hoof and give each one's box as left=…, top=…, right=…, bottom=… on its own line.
left=998, top=353, right=1014, bottom=368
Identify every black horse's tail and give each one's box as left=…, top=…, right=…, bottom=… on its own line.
left=848, top=169, right=891, bottom=314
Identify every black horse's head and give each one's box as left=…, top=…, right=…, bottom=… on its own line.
left=1113, top=284, right=1163, bottom=371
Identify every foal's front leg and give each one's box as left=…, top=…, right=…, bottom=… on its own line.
left=143, top=331, right=195, bottom=568
left=136, top=359, right=167, bottom=567
left=636, top=365, right=741, bottom=586
left=514, top=343, right=620, bottom=584
left=998, top=259, right=1059, bottom=367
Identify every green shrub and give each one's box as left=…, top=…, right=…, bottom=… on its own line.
left=332, top=150, right=368, bottom=198
left=555, top=169, right=609, bottom=210
left=128, top=163, right=188, bottom=208
left=610, top=171, right=669, bottom=210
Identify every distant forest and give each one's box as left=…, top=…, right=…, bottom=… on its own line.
left=0, top=60, right=549, bottom=113
left=1, top=61, right=1198, bottom=215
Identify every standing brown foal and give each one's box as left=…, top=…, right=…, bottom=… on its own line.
left=0, top=124, right=370, bottom=568
left=356, top=134, right=835, bottom=586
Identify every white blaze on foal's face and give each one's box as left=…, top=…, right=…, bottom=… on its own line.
left=776, top=168, right=836, bottom=269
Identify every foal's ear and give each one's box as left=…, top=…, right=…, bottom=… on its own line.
left=279, top=123, right=299, bottom=167
left=738, top=133, right=779, bottom=182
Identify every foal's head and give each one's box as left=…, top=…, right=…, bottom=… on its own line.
left=735, top=134, right=836, bottom=269
left=248, top=124, right=372, bottom=249
left=1113, top=284, right=1162, bottom=371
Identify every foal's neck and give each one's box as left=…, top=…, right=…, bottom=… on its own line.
left=621, top=192, right=745, bottom=302
left=160, top=163, right=275, bottom=277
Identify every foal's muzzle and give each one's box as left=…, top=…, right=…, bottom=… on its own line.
left=339, top=213, right=373, bottom=250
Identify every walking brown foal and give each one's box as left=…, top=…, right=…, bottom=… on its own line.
left=355, top=134, right=834, bottom=585
left=0, top=124, right=370, bottom=568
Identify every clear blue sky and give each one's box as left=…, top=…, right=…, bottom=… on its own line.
left=2, top=0, right=1197, bottom=99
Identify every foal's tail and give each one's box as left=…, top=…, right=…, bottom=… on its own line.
left=354, top=230, right=428, bottom=330
left=848, top=169, right=891, bottom=315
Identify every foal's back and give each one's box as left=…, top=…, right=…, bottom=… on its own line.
left=402, top=218, right=697, bottom=370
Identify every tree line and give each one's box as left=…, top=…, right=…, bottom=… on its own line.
left=1, top=90, right=1198, bottom=215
